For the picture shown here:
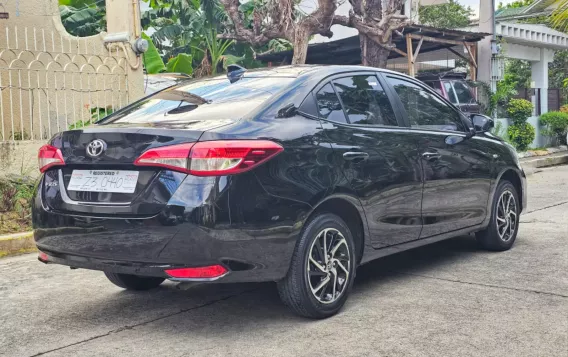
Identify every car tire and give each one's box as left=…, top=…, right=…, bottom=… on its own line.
left=476, top=180, right=520, bottom=251
left=277, top=213, right=357, bottom=319
left=104, top=272, right=165, bottom=291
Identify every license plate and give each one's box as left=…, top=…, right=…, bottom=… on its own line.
left=68, top=170, right=139, bottom=193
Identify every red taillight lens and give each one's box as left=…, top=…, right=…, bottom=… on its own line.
left=133, top=143, right=195, bottom=172
left=164, top=265, right=228, bottom=279
left=134, top=140, right=283, bottom=176
left=189, top=140, right=283, bottom=176
left=38, top=145, right=65, bottom=173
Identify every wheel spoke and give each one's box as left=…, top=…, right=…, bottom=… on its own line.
left=336, top=260, right=349, bottom=277
left=311, top=276, right=330, bottom=294
left=322, top=229, right=329, bottom=263
left=332, top=270, right=338, bottom=299
left=330, top=238, right=347, bottom=256
left=314, top=238, right=325, bottom=264
left=509, top=210, right=517, bottom=218
left=309, top=257, right=326, bottom=273
left=496, top=216, right=506, bottom=223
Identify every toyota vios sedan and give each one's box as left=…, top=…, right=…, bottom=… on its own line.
left=33, top=66, right=526, bottom=318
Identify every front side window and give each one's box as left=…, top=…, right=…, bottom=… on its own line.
left=315, top=83, right=347, bottom=123
left=387, top=76, right=466, bottom=132
left=332, top=76, right=398, bottom=126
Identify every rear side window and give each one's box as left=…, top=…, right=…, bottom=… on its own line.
left=452, top=81, right=474, bottom=104
left=315, top=83, right=347, bottom=123
left=387, top=76, right=466, bottom=132
left=443, top=81, right=458, bottom=104
left=332, top=76, right=398, bottom=126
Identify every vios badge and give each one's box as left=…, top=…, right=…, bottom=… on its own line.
left=86, top=139, right=106, bottom=158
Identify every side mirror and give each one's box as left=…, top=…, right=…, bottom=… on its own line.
left=471, top=114, right=494, bottom=133
left=277, top=103, right=298, bottom=118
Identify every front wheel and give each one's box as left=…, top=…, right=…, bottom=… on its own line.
left=277, top=213, right=357, bottom=319
left=104, top=272, right=165, bottom=291
left=476, top=181, right=520, bottom=251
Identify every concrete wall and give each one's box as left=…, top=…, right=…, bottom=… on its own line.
left=0, top=0, right=144, bottom=178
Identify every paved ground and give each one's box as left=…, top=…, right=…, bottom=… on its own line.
left=1, top=167, right=567, bottom=357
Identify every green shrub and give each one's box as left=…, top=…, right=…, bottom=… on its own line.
left=507, top=99, right=533, bottom=124
left=560, top=105, right=568, bottom=114
left=540, top=111, right=568, bottom=145
left=508, top=122, right=535, bottom=152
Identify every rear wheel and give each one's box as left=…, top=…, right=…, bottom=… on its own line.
left=104, top=272, right=165, bottom=291
left=476, top=181, right=520, bottom=251
left=277, top=213, right=356, bottom=319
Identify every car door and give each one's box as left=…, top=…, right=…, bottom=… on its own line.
left=382, top=74, right=492, bottom=238
left=314, top=73, right=423, bottom=248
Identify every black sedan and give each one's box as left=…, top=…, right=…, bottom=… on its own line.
left=33, top=65, right=526, bottom=319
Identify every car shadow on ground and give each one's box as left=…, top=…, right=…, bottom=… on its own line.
left=61, top=234, right=485, bottom=332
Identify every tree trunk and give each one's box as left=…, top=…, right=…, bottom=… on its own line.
left=291, top=27, right=310, bottom=64
left=360, top=35, right=390, bottom=68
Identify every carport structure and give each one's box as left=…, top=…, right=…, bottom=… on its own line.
left=258, top=24, right=489, bottom=81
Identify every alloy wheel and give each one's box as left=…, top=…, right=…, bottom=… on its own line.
left=496, top=190, right=517, bottom=242
left=306, top=228, right=351, bottom=304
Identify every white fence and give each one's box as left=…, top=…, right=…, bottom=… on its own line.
left=0, top=25, right=130, bottom=141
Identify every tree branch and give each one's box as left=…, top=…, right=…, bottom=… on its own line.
left=219, top=0, right=280, bottom=46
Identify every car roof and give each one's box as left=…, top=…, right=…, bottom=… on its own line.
left=238, top=65, right=400, bottom=79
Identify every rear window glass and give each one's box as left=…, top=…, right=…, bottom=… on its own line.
left=100, top=76, right=295, bottom=124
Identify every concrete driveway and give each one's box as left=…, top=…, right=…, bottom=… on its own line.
left=1, top=166, right=567, bottom=357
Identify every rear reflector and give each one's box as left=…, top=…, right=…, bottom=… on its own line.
left=38, top=252, right=49, bottom=262
left=164, top=265, right=228, bottom=279
left=38, top=145, right=65, bottom=173
left=134, top=140, right=283, bottom=176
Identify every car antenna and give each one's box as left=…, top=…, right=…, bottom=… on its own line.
left=227, top=64, right=246, bottom=83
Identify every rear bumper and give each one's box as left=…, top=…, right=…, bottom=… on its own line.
left=33, top=171, right=309, bottom=283
left=34, top=212, right=298, bottom=283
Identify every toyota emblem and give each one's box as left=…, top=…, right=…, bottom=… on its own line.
left=86, top=139, right=107, bottom=158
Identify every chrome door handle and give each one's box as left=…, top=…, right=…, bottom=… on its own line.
left=422, top=152, right=441, bottom=161
left=343, top=152, right=369, bottom=162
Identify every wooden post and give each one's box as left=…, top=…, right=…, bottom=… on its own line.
left=468, top=44, right=477, bottom=81
left=406, top=34, right=414, bottom=77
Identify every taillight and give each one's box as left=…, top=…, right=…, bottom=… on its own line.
left=134, top=140, right=283, bottom=176
left=38, top=145, right=65, bottom=173
left=133, top=143, right=195, bottom=172
left=164, top=265, right=228, bottom=279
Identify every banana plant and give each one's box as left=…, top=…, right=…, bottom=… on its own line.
left=59, top=0, right=106, bottom=37
left=142, top=33, right=193, bottom=76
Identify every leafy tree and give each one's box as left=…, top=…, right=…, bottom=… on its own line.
left=497, top=0, right=534, bottom=9
left=59, top=0, right=106, bottom=37
left=419, top=0, right=474, bottom=29
left=332, top=0, right=410, bottom=68
left=219, top=0, right=340, bottom=64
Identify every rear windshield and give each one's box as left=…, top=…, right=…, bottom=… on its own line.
left=99, top=76, right=295, bottom=124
